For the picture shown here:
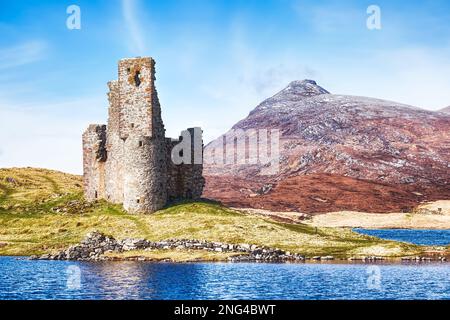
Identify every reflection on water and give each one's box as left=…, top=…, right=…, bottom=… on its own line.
left=0, top=257, right=449, bottom=300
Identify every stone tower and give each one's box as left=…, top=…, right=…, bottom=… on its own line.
left=83, top=57, right=204, bottom=214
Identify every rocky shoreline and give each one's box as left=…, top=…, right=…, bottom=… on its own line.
left=32, top=231, right=307, bottom=262
left=31, top=231, right=448, bottom=263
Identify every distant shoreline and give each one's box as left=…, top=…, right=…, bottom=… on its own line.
left=236, top=200, right=450, bottom=230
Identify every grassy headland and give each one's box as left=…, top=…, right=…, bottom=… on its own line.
left=0, top=168, right=424, bottom=259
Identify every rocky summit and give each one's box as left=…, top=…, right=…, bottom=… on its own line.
left=203, top=80, right=450, bottom=213
left=440, top=106, right=450, bottom=114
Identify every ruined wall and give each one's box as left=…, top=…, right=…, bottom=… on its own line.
left=182, top=127, right=205, bottom=200
left=82, top=124, right=107, bottom=201
left=166, top=128, right=205, bottom=202
left=123, top=135, right=167, bottom=213
left=105, top=80, right=124, bottom=204
left=166, top=138, right=183, bottom=201
left=83, top=57, right=204, bottom=214
left=118, top=57, right=167, bottom=213
left=118, top=58, right=154, bottom=139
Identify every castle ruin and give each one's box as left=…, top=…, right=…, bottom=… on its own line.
left=82, top=57, right=204, bottom=214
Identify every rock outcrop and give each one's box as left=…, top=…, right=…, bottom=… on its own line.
left=203, top=80, right=450, bottom=213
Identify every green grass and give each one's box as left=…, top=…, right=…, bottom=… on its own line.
left=0, top=168, right=423, bottom=258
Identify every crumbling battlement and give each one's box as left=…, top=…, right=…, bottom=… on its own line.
left=83, top=57, right=204, bottom=214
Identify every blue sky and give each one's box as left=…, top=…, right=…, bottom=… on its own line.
left=1, top=0, right=450, bottom=173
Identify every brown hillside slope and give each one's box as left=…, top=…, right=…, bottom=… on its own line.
left=203, top=80, right=450, bottom=213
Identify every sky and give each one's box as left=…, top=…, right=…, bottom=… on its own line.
left=1, top=0, right=450, bottom=174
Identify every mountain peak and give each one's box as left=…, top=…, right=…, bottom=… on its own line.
left=269, top=80, right=330, bottom=103
left=252, top=80, right=330, bottom=113
left=280, top=79, right=330, bottom=96
left=439, top=106, right=450, bottom=114
left=288, top=79, right=318, bottom=86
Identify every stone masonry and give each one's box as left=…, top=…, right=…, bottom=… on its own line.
left=82, top=57, right=204, bottom=213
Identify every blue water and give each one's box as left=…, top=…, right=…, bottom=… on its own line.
left=354, top=229, right=450, bottom=246
left=0, top=257, right=449, bottom=300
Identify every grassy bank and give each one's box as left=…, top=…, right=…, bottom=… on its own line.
left=0, top=168, right=423, bottom=259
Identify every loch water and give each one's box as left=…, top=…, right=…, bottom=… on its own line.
left=0, top=257, right=449, bottom=300
left=354, top=228, right=450, bottom=246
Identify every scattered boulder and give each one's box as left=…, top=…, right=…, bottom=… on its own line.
left=400, top=256, right=446, bottom=262
left=39, top=231, right=121, bottom=261
left=348, top=256, right=386, bottom=261
left=321, top=256, right=334, bottom=261
left=120, top=238, right=151, bottom=251
left=51, top=200, right=94, bottom=215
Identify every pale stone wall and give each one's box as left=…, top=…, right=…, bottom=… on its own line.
left=82, top=124, right=107, bottom=201
left=118, top=58, right=157, bottom=139
left=166, top=128, right=205, bottom=201
left=117, top=58, right=167, bottom=213
left=83, top=57, right=204, bottom=214
left=105, top=81, right=124, bottom=203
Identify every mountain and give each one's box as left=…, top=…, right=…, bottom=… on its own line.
left=203, top=80, right=450, bottom=213
left=440, top=106, right=450, bottom=114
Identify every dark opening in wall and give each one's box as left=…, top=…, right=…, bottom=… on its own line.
left=136, top=199, right=140, bottom=204
left=139, top=141, right=143, bottom=147
left=134, top=71, right=141, bottom=87
left=94, top=191, right=98, bottom=199
left=130, top=123, right=135, bottom=129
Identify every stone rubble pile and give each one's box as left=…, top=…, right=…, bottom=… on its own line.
left=347, top=256, right=386, bottom=261
left=37, top=231, right=121, bottom=261
left=50, top=199, right=95, bottom=215
left=33, top=231, right=307, bottom=262
left=401, top=256, right=447, bottom=262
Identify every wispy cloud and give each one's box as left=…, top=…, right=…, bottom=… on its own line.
left=0, top=40, right=47, bottom=70
left=121, top=0, right=147, bottom=55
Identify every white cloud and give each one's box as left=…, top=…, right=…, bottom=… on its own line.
left=121, top=0, right=147, bottom=55
left=0, top=40, right=47, bottom=70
